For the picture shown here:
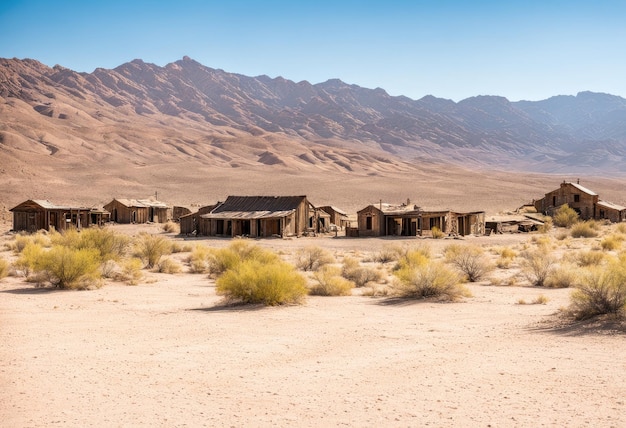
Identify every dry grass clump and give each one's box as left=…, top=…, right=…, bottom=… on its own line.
left=9, top=231, right=50, bottom=253
left=392, top=249, right=468, bottom=301
left=520, top=247, right=555, bottom=287
left=208, top=240, right=278, bottom=277
left=371, top=243, right=407, bottom=263
left=616, top=223, right=626, bottom=234
left=309, top=265, right=354, bottom=296
left=444, top=244, right=494, bottom=282
left=295, top=246, right=335, bottom=271
left=494, top=246, right=517, bottom=269
left=517, top=295, right=549, bottom=305
left=155, top=257, right=183, bottom=274
left=134, top=233, right=171, bottom=268
left=553, top=204, right=579, bottom=228
left=341, top=256, right=383, bottom=287
left=544, top=263, right=582, bottom=288
left=162, top=221, right=179, bottom=234
left=571, top=221, right=599, bottom=238
left=118, top=258, right=143, bottom=285
left=568, top=262, right=626, bottom=320
left=431, top=226, right=445, bottom=239
left=0, top=258, right=8, bottom=280
left=537, top=216, right=553, bottom=233
left=36, top=246, right=102, bottom=289
left=600, top=234, right=623, bottom=251
left=187, top=244, right=213, bottom=273
left=570, top=250, right=606, bottom=267
left=170, top=241, right=192, bottom=253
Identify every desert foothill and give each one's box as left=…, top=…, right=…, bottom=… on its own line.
left=2, top=19, right=626, bottom=428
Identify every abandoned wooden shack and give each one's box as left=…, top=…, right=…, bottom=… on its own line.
left=104, top=198, right=170, bottom=224
left=172, top=206, right=192, bottom=222
left=198, top=195, right=315, bottom=238
left=534, top=181, right=625, bottom=222
left=319, top=206, right=350, bottom=230
left=10, top=200, right=108, bottom=232
left=179, top=204, right=220, bottom=235
left=356, top=201, right=485, bottom=237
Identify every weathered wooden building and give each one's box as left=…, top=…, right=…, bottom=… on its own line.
left=179, top=204, right=219, bottom=235
left=198, top=196, right=314, bottom=238
left=534, top=181, right=625, bottom=222
left=104, top=198, right=170, bottom=224
left=172, top=206, right=192, bottom=222
left=319, top=206, right=350, bottom=229
left=356, top=202, right=485, bottom=237
left=10, top=200, right=108, bottom=232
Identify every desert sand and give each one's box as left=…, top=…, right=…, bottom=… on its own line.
left=1, top=223, right=625, bottom=428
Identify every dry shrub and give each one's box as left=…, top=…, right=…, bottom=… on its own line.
left=444, top=244, right=493, bottom=282
left=601, top=235, right=623, bottom=251
left=571, top=221, right=598, bottom=238
left=431, top=226, right=445, bottom=239
left=341, top=257, right=383, bottom=287
left=393, top=247, right=431, bottom=274
left=187, top=244, right=213, bottom=274
left=617, top=223, right=626, bottom=234
left=12, top=231, right=50, bottom=253
left=393, top=259, right=468, bottom=301
left=545, top=263, right=581, bottom=288
left=520, top=247, right=555, bottom=287
left=372, top=244, right=407, bottom=263
left=134, top=233, right=171, bottom=268
left=553, top=204, right=579, bottom=228
left=310, top=265, right=354, bottom=296
left=119, top=258, right=143, bottom=285
left=0, top=258, right=8, bottom=280
left=295, top=246, right=335, bottom=271
left=537, top=216, right=553, bottom=233
left=162, top=221, right=179, bottom=234
left=156, top=257, right=183, bottom=274
left=568, top=263, right=626, bottom=320
left=14, top=242, right=46, bottom=277
left=570, top=250, right=606, bottom=267
left=533, top=294, right=549, bottom=304
left=216, top=259, right=307, bottom=305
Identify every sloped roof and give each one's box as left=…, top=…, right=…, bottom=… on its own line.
left=202, top=196, right=306, bottom=220
left=319, top=205, right=348, bottom=216
left=110, top=198, right=169, bottom=208
left=598, top=200, right=626, bottom=211
left=10, top=199, right=91, bottom=211
left=568, top=182, right=597, bottom=196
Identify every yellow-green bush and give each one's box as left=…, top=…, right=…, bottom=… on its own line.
left=444, top=244, right=493, bottom=282
left=393, top=259, right=467, bottom=301
left=12, top=231, right=50, bottom=253
left=134, top=233, right=171, bottom=268
left=431, top=226, right=445, bottom=239
left=49, top=227, right=129, bottom=263
left=208, top=241, right=278, bottom=277
left=162, top=221, right=179, bottom=234
left=537, top=216, right=553, bottom=233
left=216, top=259, right=307, bottom=305
left=38, top=246, right=101, bottom=289
left=520, top=247, right=555, bottom=287
left=295, top=246, right=335, bottom=271
left=372, top=244, right=406, bottom=263
left=393, top=247, right=430, bottom=275
left=571, top=221, right=598, bottom=238
left=310, top=265, right=354, bottom=296
left=14, top=242, right=46, bottom=277
left=553, top=204, right=579, bottom=228
left=568, top=263, right=626, bottom=320
left=341, top=257, right=382, bottom=287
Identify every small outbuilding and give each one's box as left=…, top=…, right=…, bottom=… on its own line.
left=318, top=205, right=350, bottom=230
left=104, top=198, right=171, bottom=224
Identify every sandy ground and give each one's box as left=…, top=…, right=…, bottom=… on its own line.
left=1, top=226, right=625, bottom=427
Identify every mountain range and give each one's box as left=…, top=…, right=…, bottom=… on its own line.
left=1, top=56, right=626, bottom=211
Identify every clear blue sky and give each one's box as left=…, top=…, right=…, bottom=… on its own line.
left=2, top=0, right=625, bottom=102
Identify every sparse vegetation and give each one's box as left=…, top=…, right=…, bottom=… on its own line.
left=571, top=250, right=607, bottom=267
left=341, top=257, right=382, bottom=287
left=553, top=204, right=579, bottom=228
left=568, top=263, right=626, bottom=320
left=393, top=258, right=468, bottom=301
left=295, top=246, right=335, bottom=271
left=520, top=247, right=555, bottom=287
left=134, top=233, right=171, bottom=268
left=600, top=235, right=623, bottom=251
left=207, top=240, right=278, bottom=277
left=537, top=216, right=553, bottom=233
left=162, top=221, right=179, bottom=234
left=119, top=258, right=143, bottom=285
left=444, top=244, right=493, bottom=282
left=187, top=244, right=213, bottom=273
left=431, top=226, right=445, bottom=239
left=545, top=263, right=581, bottom=288
left=156, top=257, right=183, bottom=274
left=372, top=244, right=406, bottom=263
left=0, top=258, right=8, bottom=280
left=309, top=265, right=354, bottom=296
left=37, top=246, right=102, bottom=289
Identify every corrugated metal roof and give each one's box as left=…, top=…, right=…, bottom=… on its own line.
left=200, top=196, right=306, bottom=220
left=112, top=198, right=169, bottom=208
